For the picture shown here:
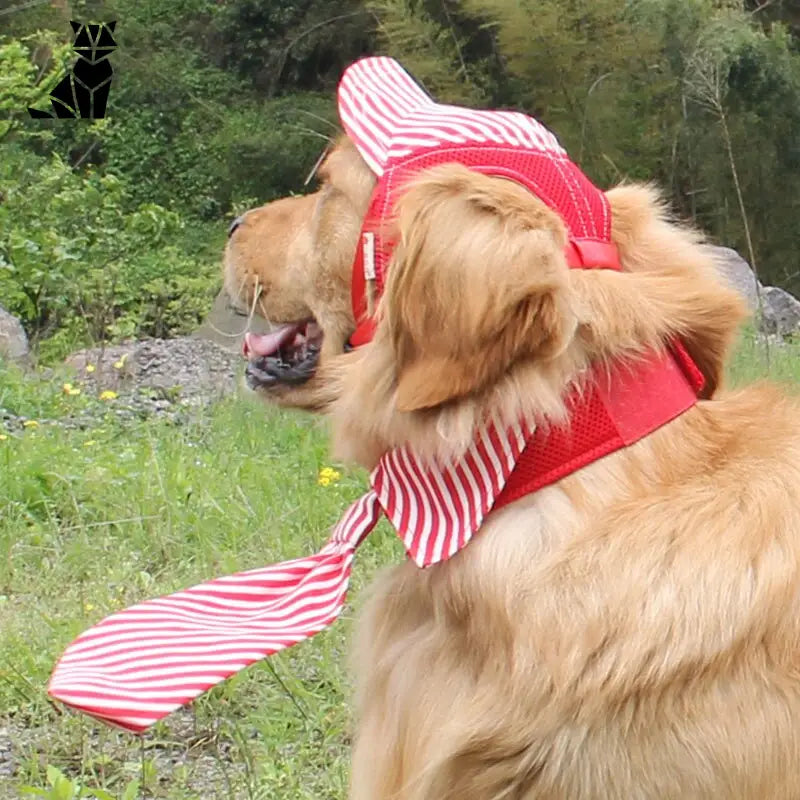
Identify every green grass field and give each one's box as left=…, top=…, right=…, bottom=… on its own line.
left=1, top=328, right=798, bottom=799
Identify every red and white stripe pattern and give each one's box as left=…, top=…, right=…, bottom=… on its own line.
left=338, top=56, right=565, bottom=176
left=49, top=419, right=531, bottom=732
left=374, top=419, right=530, bottom=566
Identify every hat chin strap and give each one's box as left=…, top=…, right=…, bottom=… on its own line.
left=47, top=339, right=704, bottom=734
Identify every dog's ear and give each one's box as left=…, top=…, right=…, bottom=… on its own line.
left=382, top=164, right=575, bottom=412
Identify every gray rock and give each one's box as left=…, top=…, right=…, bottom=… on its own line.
left=0, top=724, right=15, bottom=780
left=0, top=337, right=250, bottom=433
left=0, top=306, right=29, bottom=363
left=703, top=245, right=800, bottom=337
left=760, top=286, right=800, bottom=337
left=64, top=337, right=243, bottom=402
left=704, top=245, right=763, bottom=312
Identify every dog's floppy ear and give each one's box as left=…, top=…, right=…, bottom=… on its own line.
left=382, top=164, right=575, bottom=412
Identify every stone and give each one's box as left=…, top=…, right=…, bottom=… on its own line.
left=0, top=306, right=29, bottom=364
left=64, top=337, right=243, bottom=402
left=704, top=245, right=763, bottom=312
left=760, top=285, right=800, bottom=337
left=702, top=245, right=800, bottom=337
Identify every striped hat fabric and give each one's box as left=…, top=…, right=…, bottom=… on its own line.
left=337, top=56, right=566, bottom=177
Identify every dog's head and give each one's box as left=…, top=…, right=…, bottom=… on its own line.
left=225, top=57, right=747, bottom=432
left=320, top=164, right=747, bottom=468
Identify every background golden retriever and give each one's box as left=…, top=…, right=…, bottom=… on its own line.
left=225, top=139, right=800, bottom=799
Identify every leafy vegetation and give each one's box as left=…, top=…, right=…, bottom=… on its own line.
left=1, top=141, right=222, bottom=361
left=3, top=1, right=800, bottom=363
left=0, top=355, right=404, bottom=799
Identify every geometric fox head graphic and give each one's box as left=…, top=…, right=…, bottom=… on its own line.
left=70, top=21, right=117, bottom=65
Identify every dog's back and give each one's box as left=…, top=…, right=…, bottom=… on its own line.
left=351, top=382, right=800, bottom=799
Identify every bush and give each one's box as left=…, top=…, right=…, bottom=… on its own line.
left=0, top=144, right=220, bottom=362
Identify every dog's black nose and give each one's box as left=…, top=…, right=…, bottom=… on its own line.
left=227, top=215, right=244, bottom=238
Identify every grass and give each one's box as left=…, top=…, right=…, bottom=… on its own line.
left=1, top=327, right=798, bottom=799
left=0, top=360, right=403, bottom=800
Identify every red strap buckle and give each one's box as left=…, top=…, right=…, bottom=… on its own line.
left=564, top=238, right=622, bottom=270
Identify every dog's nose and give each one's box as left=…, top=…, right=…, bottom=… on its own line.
left=227, top=215, right=245, bottom=238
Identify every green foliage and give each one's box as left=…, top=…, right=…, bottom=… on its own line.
left=1, top=34, right=225, bottom=361
left=0, top=33, right=72, bottom=141
left=0, top=141, right=219, bottom=360
left=101, top=93, right=337, bottom=218
left=214, top=0, right=374, bottom=95
left=208, top=93, right=338, bottom=205
left=19, top=765, right=139, bottom=800
left=369, top=0, right=490, bottom=104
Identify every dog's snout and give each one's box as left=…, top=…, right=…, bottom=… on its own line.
left=227, top=215, right=245, bottom=238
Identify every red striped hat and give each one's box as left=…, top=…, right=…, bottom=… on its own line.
left=338, top=56, right=621, bottom=347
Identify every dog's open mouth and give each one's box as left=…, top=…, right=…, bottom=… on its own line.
left=243, top=320, right=323, bottom=389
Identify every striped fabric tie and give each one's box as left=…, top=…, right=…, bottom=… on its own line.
left=49, top=418, right=531, bottom=732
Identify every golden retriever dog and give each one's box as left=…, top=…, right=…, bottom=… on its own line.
left=224, top=77, right=800, bottom=798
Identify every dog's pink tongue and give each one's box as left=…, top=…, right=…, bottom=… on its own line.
left=243, top=326, right=300, bottom=358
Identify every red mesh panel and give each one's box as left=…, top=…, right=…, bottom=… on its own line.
left=386, top=144, right=612, bottom=243
left=493, top=348, right=699, bottom=512
left=494, top=387, right=621, bottom=511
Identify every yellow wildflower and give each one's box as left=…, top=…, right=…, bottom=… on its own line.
left=84, top=602, right=95, bottom=612
left=317, top=466, right=342, bottom=486
left=62, top=382, right=72, bottom=393
left=113, top=353, right=128, bottom=370
left=22, top=420, right=38, bottom=428
left=83, top=440, right=97, bottom=447
left=0, top=434, right=7, bottom=441
left=85, top=364, right=96, bottom=373
left=99, top=390, right=118, bottom=401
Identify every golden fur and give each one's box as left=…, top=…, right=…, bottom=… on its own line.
left=226, top=138, right=800, bottom=798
